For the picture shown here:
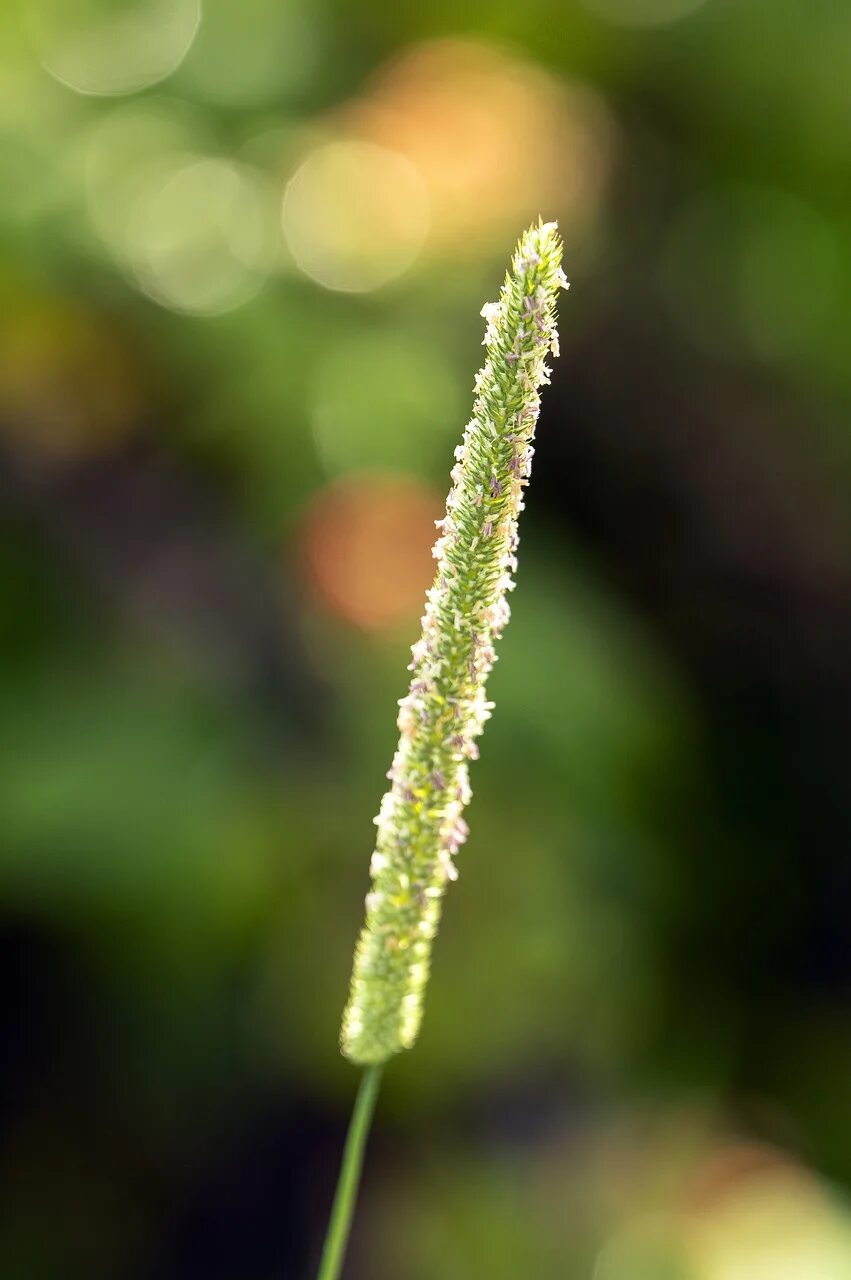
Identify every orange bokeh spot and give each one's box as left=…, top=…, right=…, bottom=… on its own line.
left=298, top=472, right=440, bottom=632
left=345, top=39, right=615, bottom=249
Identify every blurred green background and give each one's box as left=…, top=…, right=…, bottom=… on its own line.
left=2, top=0, right=851, bottom=1276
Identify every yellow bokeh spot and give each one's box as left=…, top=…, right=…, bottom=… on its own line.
left=30, top=0, right=201, bottom=97
left=282, top=140, right=430, bottom=293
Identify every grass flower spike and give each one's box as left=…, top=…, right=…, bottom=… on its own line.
left=341, top=220, right=568, bottom=1066
left=319, top=219, right=567, bottom=1280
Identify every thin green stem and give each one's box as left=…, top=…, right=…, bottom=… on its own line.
left=316, top=1066, right=383, bottom=1280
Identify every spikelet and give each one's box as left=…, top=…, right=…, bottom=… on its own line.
left=340, top=220, right=568, bottom=1065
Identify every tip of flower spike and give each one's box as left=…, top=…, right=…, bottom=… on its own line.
left=528, top=216, right=559, bottom=241
left=514, top=218, right=570, bottom=292
left=339, top=219, right=569, bottom=1067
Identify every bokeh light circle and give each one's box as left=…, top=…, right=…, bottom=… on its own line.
left=126, top=157, right=274, bottom=315
left=30, top=0, right=201, bottom=97
left=299, top=473, right=439, bottom=631
left=346, top=39, right=616, bottom=252
left=78, top=105, right=277, bottom=314
left=282, top=141, right=430, bottom=292
left=684, top=1145, right=851, bottom=1280
left=80, top=102, right=201, bottom=255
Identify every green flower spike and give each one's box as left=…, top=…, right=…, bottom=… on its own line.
left=340, top=220, right=568, bottom=1066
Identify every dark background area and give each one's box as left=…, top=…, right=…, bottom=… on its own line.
left=2, top=0, right=850, bottom=1275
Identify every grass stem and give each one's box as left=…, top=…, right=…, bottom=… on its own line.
left=316, top=1065, right=383, bottom=1280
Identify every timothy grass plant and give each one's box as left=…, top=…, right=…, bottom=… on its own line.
left=317, top=220, right=568, bottom=1280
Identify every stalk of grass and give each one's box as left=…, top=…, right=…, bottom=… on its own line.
left=316, top=220, right=567, bottom=1279
left=315, top=1065, right=382, bottom=1280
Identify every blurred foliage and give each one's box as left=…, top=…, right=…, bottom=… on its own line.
left=1, top=0, right=850, bottom=1277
